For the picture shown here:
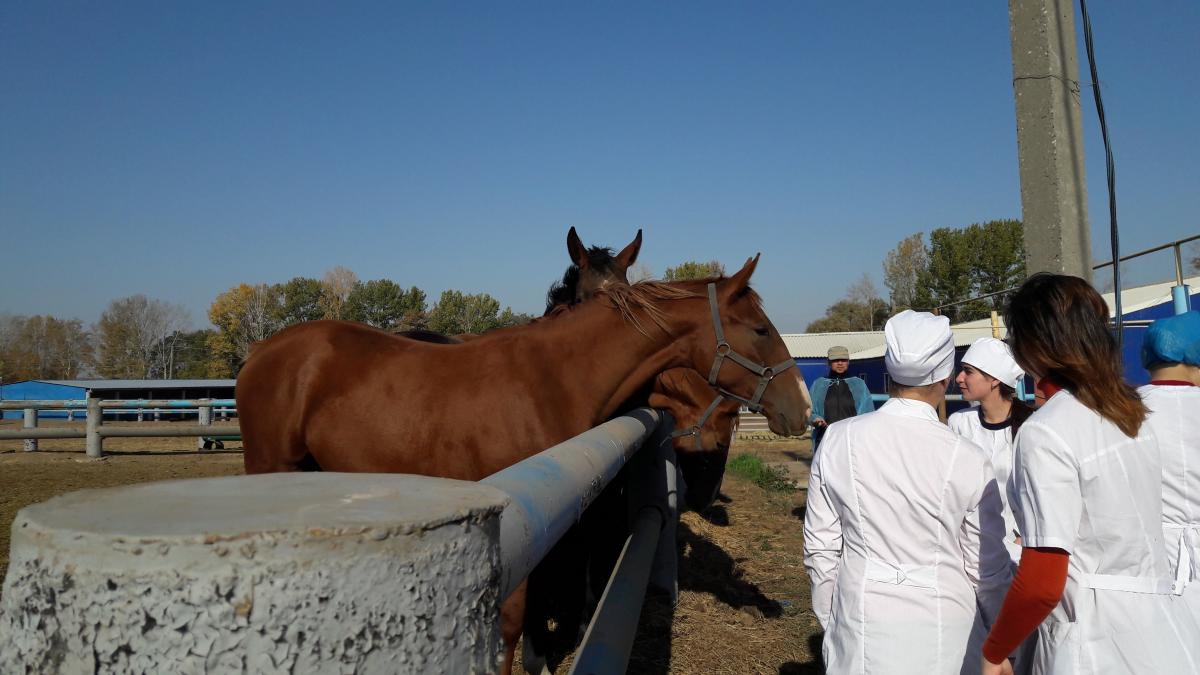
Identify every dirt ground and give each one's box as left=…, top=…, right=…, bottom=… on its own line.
left=0, top=426, right=823, bottom=674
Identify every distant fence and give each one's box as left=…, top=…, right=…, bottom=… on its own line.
left=0, top=399, right=240, bottom=457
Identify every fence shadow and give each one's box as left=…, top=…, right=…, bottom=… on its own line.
left=628, top=587, right=675, bottom=674
left=677, top=521, right=782, bottom=617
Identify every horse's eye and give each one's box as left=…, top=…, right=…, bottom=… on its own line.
left=754, top=326, right=770, bottom=337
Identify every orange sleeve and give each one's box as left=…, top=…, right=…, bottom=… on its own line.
left=982, top=547, right=1069, bottom=664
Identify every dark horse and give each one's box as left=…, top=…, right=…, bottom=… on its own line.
left=238, top=256, right=809, bottom=673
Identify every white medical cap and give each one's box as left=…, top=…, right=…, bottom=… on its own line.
left=884, top=310, right=956, bottom=386
left=961, top=337, right=1025, bottom=389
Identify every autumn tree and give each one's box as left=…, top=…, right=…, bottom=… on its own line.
left=663, top=260, right=725, bottom=281
left=207, top=284, right=282, bottom=376
left=320, top=266, right=359, bottom=320
left=95, top=295, right=191, bottom=378
left=806, top=275, right=890, bottom=333
left=0, top=314, right=93, bottom=381
left=883, top=233, right=928, bottom=313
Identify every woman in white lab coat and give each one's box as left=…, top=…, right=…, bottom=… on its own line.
left=981, top=274, right=1200, bottom=675
left=949, top=338, right=1035, bottom=674
left=805, top=310, right=1013, bottom=675
left=949, top=337, right=1033, bottom=564
left=1138, top=310, right=1200, bottom=624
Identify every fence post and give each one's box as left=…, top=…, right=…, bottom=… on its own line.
left=23, top=408, right=37, bottom=453
left=86, top=395, right=103, bottom=458
left=197, top=401, right=212, bottom=451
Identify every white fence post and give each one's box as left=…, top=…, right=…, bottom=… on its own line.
left=22, top=408, right=37, bottom=453
left=197, top=400, right=212, bottom=451
left=85, top=394, right=102, bottom=458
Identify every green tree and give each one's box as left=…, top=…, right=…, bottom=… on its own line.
left=344, top=279, right=410, bottom=329
left=911, top=220, right=1025, bottom=323
left=496, top=307, right=535, bottom=328
left=427, top=290, right=503, bottom=335
left=274, top=277, right=325, bottom=326
left=663, top=260, right=725, bottom=281
left=167, top=329, right=218, bottom=379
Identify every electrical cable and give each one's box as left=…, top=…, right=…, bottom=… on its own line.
left=1078, top=0, right=1123, bottom=347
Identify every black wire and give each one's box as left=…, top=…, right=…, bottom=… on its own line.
left=1079, top=0, right=1123, bottom=347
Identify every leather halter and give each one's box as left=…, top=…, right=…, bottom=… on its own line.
left=670, top=283, right=797, bottom=451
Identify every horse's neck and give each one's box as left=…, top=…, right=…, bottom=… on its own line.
left=518, top=301, right=702, bottom=421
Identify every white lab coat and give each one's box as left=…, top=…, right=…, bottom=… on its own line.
left=804, top=398, right=1013, bottom=675
left=1139, top=383, right=1200, bottom=624
left=1010, top=390, right=1200, bottom=674
left=948, top=408, right=1023, bottom=563
left=948, top=407, right=1037, bottom=675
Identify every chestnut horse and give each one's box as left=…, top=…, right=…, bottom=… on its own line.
left=238, top=256, right=808, bottom=673
left=400, top=227, right=752, bottom=672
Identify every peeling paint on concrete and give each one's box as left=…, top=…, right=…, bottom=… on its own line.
left=0, top=473, right=509, bottom=674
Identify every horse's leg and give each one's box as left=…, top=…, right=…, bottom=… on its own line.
left=500, top=581, right=527, bottom=675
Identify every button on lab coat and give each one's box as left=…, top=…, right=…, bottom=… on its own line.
left=1010, top=390, right=1200, bottom=674
left=804, top=398, right=1012, bottom=674
left=1139, top=383, right=1200, bottom=625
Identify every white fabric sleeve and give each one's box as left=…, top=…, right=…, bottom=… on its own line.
left=803, top=436, right=844, bottom=629
left=959, top=453, right=1014, bottom=628
left=1011, top=422, right=1081, bottom=553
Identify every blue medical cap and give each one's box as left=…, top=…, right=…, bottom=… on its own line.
left=1142, top=311, right=1200, bottom=369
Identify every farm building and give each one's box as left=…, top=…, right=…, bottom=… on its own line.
left=781, top=275, right=1198, bottom=400
left=0, top=379, right=236, bottom=419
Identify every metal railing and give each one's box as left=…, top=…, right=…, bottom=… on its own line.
left=479, top=408, right=677, bottom=674
left=0, top=398, right=240, bottom=456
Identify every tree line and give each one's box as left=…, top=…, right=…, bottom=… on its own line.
left=806, top=219, right=1028, bottom=332
left=1, top=266, right=535, bottom=382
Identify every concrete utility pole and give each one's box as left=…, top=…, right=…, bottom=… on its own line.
left=1008, top=0, right=1092, bottom=280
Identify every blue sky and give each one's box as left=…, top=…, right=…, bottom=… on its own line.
left=2, top=1, right=1197, bottom=332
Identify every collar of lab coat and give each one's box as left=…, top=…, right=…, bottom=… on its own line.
left=879, top=396, right=940, bottom=423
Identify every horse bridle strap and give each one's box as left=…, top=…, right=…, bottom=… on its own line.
left=704, top=283, right=796, bottom=414
left=669, top=392, right=729, bottom=452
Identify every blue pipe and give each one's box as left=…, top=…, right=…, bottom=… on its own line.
left=1173, top=285, right=1192, bottom=314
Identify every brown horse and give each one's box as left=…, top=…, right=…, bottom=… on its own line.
left=238, top=256, right=808, bottom=672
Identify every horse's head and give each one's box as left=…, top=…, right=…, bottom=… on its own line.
left=565, top=226, right=642, bottom=303
left=689, top=255, right=811, bottom=438
left=649, top=367, right=742, bottom=511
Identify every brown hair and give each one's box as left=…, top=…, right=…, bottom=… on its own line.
left=998, top=382, right=1034, bottom=436
left=1003, top=273, right=1147, bottom=437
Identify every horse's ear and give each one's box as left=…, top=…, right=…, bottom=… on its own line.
left=614, top=229, right=642, bottom=270
left=720, top=254, right=760, bottom=299
left=567, top=226, right=589, bottom=269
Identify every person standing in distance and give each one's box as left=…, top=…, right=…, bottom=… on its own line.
left=1138, top=310, right=1200, bottom=625
left=805, top=310, right=1012, bottom=674
left=808, top=345, right=874, bottom=448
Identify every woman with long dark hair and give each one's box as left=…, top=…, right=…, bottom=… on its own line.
left=980, top=274, right=1199, bottom=675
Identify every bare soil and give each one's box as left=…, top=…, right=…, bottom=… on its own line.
left=0, top=427, right=823, bottom=674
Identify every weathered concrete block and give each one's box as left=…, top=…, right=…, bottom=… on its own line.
left=0, top=473, right=509, bottom=674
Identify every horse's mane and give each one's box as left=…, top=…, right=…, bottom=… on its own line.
left=596, top=278, right=762, bottom=338
left=545, top=266, right=580, bottom=314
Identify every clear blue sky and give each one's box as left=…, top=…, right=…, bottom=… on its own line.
left=2, top=2, right=1197, bottom=332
